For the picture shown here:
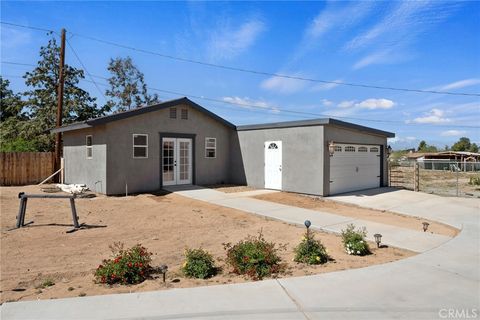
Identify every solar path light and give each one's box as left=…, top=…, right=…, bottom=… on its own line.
left=374, top=233, right=382, bottom=248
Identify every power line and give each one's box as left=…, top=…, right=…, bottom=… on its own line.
left=1, top=61, right=36, bottom=67
left=65, top=39, right=106, bottom=100
left=0, top=21, right=54, bottom=34
left=2, top=21, right=479, bottom=97
left=67, top=33, right=480, bottom=97
left=2, top=72, right=478, bottom=128
left=76, top=76, right=479, bottom=129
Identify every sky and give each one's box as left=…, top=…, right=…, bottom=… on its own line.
left=1, top=1, right=479, bottom=150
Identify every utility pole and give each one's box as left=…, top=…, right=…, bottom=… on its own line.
left=54, top=28, right=66, bottom=182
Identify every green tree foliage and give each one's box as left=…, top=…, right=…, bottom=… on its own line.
left=0, top=77, right=32, bottom=151
left=0, top=77, right=26, bottom=122
left=1, top=35, right=104, bottom=152
left=417, top=140, right=438, bottom=153
left=451, top=137, right=479, bottom=153
left=105, top=56, right=160, bottom=112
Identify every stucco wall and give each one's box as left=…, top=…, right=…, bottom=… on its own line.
left=324, top=125, right=388, bottom=195
left=104, top=104, right=234, bottom=195
left=235, top=126, right=324, bottom=195
left=63, top=126, right=107, bottom=193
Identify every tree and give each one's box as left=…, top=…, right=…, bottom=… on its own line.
left=451, top=137, right=472, bottom=152
left=0, top=77, right=33, bottom=151
left=417, top=140, right=437, bottom=153
left=417, top=140, right=427, bottom=152
left=105, top=56, right=160, bottom=112
left=469, top=143, right=479, bottom=153
left=20, top=34, right=104, bottom=151
left=0, top=77, right=26, bottom=122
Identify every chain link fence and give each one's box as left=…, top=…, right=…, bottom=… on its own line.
left=389, top=160, right=480, bottom=198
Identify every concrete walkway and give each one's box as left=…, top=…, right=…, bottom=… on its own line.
left=2, top=188, right=479, bottom=319
left=164, top=186, right=452, bottom=253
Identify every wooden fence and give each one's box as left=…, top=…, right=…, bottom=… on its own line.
left=0, top=152, right=55, bottom=186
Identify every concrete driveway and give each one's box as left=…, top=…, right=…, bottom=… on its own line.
left=2, top=188, right=479, bottom=319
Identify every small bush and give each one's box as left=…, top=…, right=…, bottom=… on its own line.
left=223, top=231, right=284, bottom=280
left=36, top=278, right=55, bottom=289
left=341, top=224, right=370, bottom=256
left=469, top=176, right=480, bottom=186
left=293, top=231, right=329, bottom=265
left=94, top=242, right=152, bottom=285
left=182, top=248, right=217, bottom=279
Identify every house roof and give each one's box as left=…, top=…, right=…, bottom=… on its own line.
left=237, top=118, right=395, bottom=138
left=50, top=97, right=236, bottom=133
left=51, top=97, right=395, bottom=138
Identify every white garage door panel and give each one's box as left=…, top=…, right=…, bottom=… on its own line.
left=330, top=144, right=381, bottom=195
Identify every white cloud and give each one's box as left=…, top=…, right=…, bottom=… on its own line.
left=412, top=108, right=451, bottom=124
left=352, top=49, right=408, bottom=69
left=321, top=99, right=333, bottom=107
left=208, top=19, right=265, bottom=60
left=311, top=80, right=343, bottom=91
left=336, top=98, right=395, bottom=110
left=260, top=74, right=308, bottom=94
left=305, top=2, right=373, bottom=40
left=356, top=98, right=395, bottom=110
left=441, top=130, right=467, bottom=137
left=346, top=2, right=455, bottom=51
left=347, top=2, right=458, bottom=69
left=440, top=79, right=480, bottom=91
left=338, top=100, right=356, bottom=108
left=222, top=96, right=279, bottom=114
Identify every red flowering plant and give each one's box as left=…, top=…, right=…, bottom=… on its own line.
left=223, top=231, right=285, bottom=280
left=94, top=242, right=153, bottom=285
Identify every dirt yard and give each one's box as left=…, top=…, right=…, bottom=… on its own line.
left=1, top=185, right=415, bottom=303
left=390, top=165, right=480, bottom=198
left=254, top=192, right=458, bottom=237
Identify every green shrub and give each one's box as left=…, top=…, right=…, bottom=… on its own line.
left=182, top=248, right=217, bottom=279
left=293, top=231, right=329, bottom=264
left=341, top=224, right=371, bottom=256
left=469, top=175, right=480, bottom=186
left=94, top=242, right=152, bottom=285
left=223, top=232, right=284, bottom=280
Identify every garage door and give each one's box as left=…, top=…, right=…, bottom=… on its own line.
left=329, top=144, right=381, bottom=195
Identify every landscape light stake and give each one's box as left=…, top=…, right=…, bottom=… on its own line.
left=160, top=265, right=168, bottom=283
left=304, top=220, right=311, bottom=252
left=374, top=233, right=382, bottom=248
left=422, top=222, right=430, bottom=232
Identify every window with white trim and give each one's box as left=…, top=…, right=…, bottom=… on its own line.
left=370, top=147, right=379, bottom=152
left=133, top=134, right=148, bottom=158
left=358, top=146, right=368, bottom=152
left=86, top=135, right=93, bottom=159
left=205, top=137, right=216, bottom=158
left=334, top=145, right=342, bottom=152
left=345, top=146, right=356, bottom=152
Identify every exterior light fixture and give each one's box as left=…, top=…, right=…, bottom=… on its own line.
left=422, top=222, right=430, bottom=232
left=386, top=145, right=393, bottom=158
left=328, top=141, right=335, bottom=157
left=159, top=264, right=168, bottom=282
left=374, top=233, right=382, bottom=248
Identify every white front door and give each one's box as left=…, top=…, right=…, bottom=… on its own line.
left=162, top=138, right=192, bottom=186
left=265, top=141, right=282, bottom=190
left=329, top=144, right=381, bottom=195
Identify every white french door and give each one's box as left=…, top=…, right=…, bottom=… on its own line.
left=162, top=138, right=192, bottom=186
left=265, top=141, right=282, bottom=190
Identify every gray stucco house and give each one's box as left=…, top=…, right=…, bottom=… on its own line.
left=52, top=97, right=394, bottom=196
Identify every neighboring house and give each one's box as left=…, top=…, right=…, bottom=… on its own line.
left=51, top=97, right=395, bottom=196
left=406, top=151, right=480, bottom=171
